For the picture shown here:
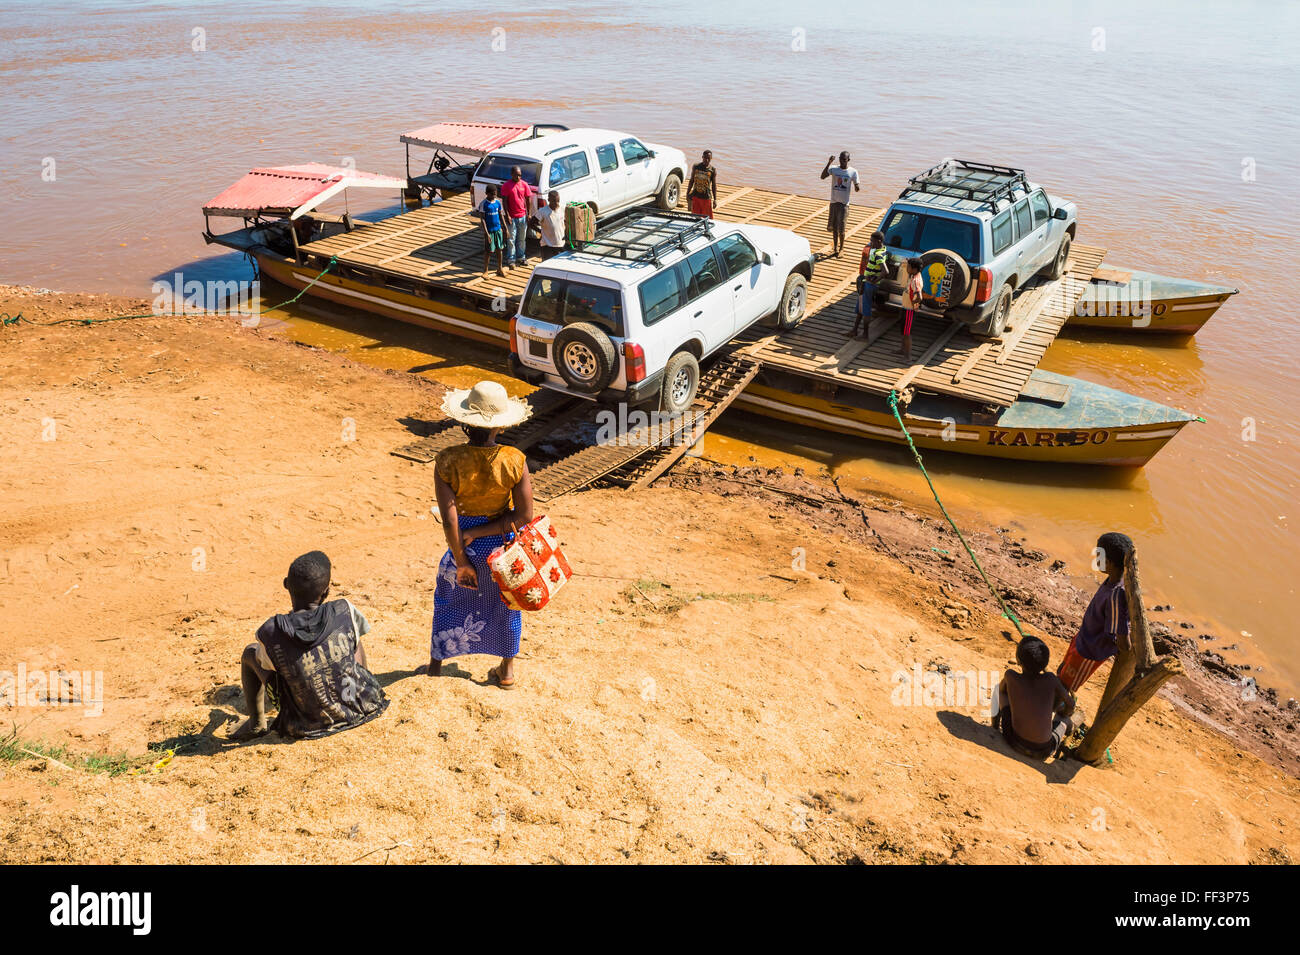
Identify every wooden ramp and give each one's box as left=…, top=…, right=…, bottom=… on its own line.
left=602, top=351, right=760, bottom=489
left=531, top=353, right=759, bottom=500
left=390, top=353, right=758, bottom=497
left=391, top=388, right=589, bottom=463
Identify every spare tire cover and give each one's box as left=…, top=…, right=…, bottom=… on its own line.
left=552, top=322, right=617, bottom=393
left=916, top=248, right=971, bottom=308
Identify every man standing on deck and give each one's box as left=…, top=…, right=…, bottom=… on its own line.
left=500, top=165, right=537, bottom=268
left=853, top=230, right=889, bottom=337
left=1057, top=532, right=1133, bottom=693
left=532, top=190, right=566, bottom=260
left=820, top=151, right=859, bottom=258
left=688, top=149, right=718, bottom=218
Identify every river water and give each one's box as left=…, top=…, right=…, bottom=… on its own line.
left=3, top=0, right=1298, bottom=692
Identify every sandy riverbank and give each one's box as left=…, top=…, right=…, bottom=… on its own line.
left=0, top=285, right=1295, bottom=864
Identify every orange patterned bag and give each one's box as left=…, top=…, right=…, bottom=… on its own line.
left=487, top=515, right=573, bottom=611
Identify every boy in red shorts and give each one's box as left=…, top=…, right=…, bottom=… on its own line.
left=1058, top=532, right=1133, bottom=693
left=687, top=150, right=717, bottom=218
left=900, top=257, right=924, bottom=362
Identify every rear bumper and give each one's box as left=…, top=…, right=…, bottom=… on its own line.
left=509, top=353, right=664, bottom=405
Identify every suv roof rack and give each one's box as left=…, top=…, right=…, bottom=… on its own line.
left=901, top=158, right=1029, bottom=211
left=577, top=207, right=714, bottom=267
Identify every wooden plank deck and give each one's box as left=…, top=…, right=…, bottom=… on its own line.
left=301, top=182, right=1102, bottom=408
left=744, top=235, right=1106, bottom=407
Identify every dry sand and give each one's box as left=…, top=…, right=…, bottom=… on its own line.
left=0, top=286, right=1295, bottom=864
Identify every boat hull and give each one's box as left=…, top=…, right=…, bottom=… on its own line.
left=734, top=374, right=1195, bottom=467
left=257, top=252, right=510, bottom=346
left=255, top=252, right=1194, bottom=466
left=1068, top=267, right=1238, bottom=334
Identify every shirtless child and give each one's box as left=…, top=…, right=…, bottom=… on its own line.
left=995, top=636, right=1081, bottom=760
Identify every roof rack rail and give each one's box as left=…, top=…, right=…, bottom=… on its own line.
left=577, top=207, right=714, bottom=267
left=901, top=158, right=1029, bottom=211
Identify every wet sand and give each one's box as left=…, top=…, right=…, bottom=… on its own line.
left=1, top=285, right=1295, bottom=864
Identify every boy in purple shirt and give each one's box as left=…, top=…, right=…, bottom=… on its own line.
left=1058, top=532, right=1133, bottom=693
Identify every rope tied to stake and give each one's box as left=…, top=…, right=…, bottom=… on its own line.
left=887, top=388, right=1030, bottom=641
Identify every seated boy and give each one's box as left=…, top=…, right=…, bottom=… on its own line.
left=994, top=636, right=1080, bottom=761
left=232, top=550, right=388, bottom=740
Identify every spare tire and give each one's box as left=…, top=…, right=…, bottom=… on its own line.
left=915, top=248, right=971, bottom=308
left=553, top=322, right=617, bottom=393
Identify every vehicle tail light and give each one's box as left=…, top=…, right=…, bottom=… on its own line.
left=624, top=342, right=646, bottom=383
left=975, top=267, right=993, bottom=304
left=509, top=317, right=519, bottom=354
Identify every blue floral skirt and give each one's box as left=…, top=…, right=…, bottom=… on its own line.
left=431, top=514, right=522, bottom=660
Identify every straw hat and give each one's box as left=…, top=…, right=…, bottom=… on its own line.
left=441, top=380, right=532, bottom=429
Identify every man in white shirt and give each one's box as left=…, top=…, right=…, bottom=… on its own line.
left=531, top=190, right=566, bottom=259
left=820, top=151, right=860, bottom=258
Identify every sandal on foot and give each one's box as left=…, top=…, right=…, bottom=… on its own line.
left=488, top=665, right=516, bottom=690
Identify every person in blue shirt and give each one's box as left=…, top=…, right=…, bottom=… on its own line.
left=479, top=184, right=506, bottom=277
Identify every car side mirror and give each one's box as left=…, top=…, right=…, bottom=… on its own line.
left=761, top=252, right=773, bottom=266
left=647, top=150, right=656, bottom=159
left=1052, top=207, right=1068, bottom=220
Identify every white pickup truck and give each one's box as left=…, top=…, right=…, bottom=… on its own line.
left=470, top=128, right=688, bottom=218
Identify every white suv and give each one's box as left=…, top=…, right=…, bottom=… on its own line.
left=508, top=210, right=814, bottom=413
left=470, top=128, right=688, bottom=218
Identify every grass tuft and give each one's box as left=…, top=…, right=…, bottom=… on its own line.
left=1, top=723, right=144, bottom=777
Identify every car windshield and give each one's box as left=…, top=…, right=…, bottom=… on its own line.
left=523, top=276, right=623, bottom=336
left=883, top=209, right=980, bottom=262
left=478, top=156, right=541, bottom=186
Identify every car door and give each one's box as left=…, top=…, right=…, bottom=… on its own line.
left=715, top=232, right=768, bottom=333
left=1027, top=189, right=1056, bottom=272
left=546, top=149, right=596, bottom=209
left=987, top=207, right=1017, bottom=291
left=593, top=141, right=624, bottom=209
left=619, top=137, right=657, bottom=207
left=1011, top=198, right=1037, bottom=284
left=681, top=244, right=736, bottom=350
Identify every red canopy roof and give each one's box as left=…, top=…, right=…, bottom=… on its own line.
left=202, top=163, right=405, bottom=219
left=399, top=122, right=533, bottom=155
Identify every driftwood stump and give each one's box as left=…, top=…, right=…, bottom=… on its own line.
left=1073, top=548, right=1182, bottom=765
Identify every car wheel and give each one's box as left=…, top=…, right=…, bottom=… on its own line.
left=982, top=284, right=1014, bottom=337
left=776, top=273, right=807, bottom=330
left=1047, top=234, right=1072, bottom=280
left=659, top=351, right=699, bottom=415
left=657, top=173, right=682, bottom=211
left=553, top=322, right=617, bottom=393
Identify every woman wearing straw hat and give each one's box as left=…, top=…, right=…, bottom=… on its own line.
left=428, top=380, right=534, bottom=689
